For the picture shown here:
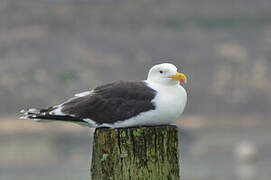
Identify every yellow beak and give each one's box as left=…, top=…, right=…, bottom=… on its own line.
left=170, top=72, right=187, bottom=83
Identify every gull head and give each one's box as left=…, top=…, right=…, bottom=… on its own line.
left=147, top=63, right=187, bottom=85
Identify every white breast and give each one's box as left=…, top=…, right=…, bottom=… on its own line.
left=109, top=81, right=187, bottom=128
left=149, top=82, right=187, bottom=124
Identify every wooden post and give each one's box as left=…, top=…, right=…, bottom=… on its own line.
left=91, top=125, right=180, bottom=180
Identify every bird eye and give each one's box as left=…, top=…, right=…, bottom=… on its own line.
left=159, top=70, right=163, bottom=74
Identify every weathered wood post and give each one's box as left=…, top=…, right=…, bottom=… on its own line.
left=91, top=125, right=180, bottom=180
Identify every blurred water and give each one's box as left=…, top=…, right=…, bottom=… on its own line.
left=1, top=116, right=271, bottom=180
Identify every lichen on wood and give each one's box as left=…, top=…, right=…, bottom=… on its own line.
left=91, top=125, right=180, bottom=180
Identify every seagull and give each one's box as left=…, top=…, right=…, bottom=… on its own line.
left=20, top=63, right=187, bottom=128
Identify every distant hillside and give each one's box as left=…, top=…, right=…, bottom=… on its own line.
left=0, top=0, right=271, bottom=115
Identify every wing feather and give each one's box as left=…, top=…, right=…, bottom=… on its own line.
left=61, top=81, right=156, bottom=124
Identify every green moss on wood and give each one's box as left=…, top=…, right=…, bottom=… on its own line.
left=91, top=125, right=180, bottom=180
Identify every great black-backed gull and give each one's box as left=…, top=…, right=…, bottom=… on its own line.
left=20, top=63, right=187, bottom=128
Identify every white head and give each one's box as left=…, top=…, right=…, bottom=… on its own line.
left=147, top=63, right=187, bottom=85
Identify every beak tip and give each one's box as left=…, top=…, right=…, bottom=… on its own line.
left=171, top=72, right=187, bottom=83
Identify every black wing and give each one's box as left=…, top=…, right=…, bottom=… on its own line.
left=61, top=81, right=157, bottom=124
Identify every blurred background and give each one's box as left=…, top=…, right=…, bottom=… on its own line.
left=1, top=0, right=271, bottom=179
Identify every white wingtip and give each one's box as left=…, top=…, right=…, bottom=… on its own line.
left=31, top=114, right=37, bottom=118
left=28, top=108, right=40, bottom=113
left=20, top=109, right=26, bottom=113
left=19, top=116, right=28, bottom=120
